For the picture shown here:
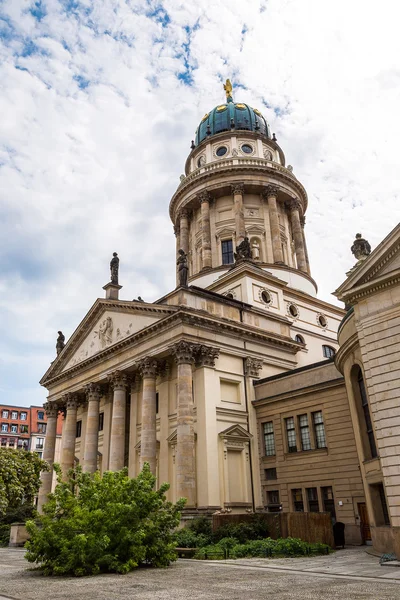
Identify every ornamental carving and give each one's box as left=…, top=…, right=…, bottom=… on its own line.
left=199, top=191, right=211, bottom=204
left=263, top=148, right=273, bottom=160
left=170, top=341, right=198, bottom=365
left=107, top=370, right=128, bottom=390
left=195, top=345, right=220, bottom=368
left=231, top=183, right=244, bottom=196
left=288, top=199, right=301, bottom=212
left=351, top=233, right=371, bottom=262
left=244, top=357, right=263, bottom=378
left=43, top=402, right=58, bottom=418
left=138, top=357, right=159, bottom=378
left=262, top=185, right=279, bottom=200
left=180, top=209, right=189, bottom=220
left=84, top=383, right=101, bottom=401
left=63, top=393, right=79, bottom=411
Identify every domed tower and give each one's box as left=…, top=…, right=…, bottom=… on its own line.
left=170, top=80, right=315, bottom=295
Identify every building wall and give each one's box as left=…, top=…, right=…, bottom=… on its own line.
left=0, top=405, right=30, bottom=449
left=253, top=361, right=365, bottom=545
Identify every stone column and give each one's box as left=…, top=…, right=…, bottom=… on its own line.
left=128, top=375, right=140, bottom=478
left=199, top=191, right=212, bottom=270
left=138, top=358, right=158, bottom=475
left=300, top=215, right=311, bottom=275
left=60, top=394, right=78, bottom=479
left=37, top=402, right=58, bottom=512
left=179, top=209, right=189, bottom=256
left=174, top=224, right=180, bottom=286
left=231, top=183, right=246, bottom=244
left=244, top=357, right=264, bottom=511
left=289, top=200, right=307, bottom=273
left=108, top=370, right=128, bottom=471
left=171, top=341, right=197, bottom=507
left=82, top=383, right=101, bottom=473
left=263, top=185, right=284, bottom=264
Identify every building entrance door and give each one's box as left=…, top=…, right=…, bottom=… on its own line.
left=358, top=502, right=371, bottom=542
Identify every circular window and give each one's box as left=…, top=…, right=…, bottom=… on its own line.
left=318, top=315, right=328, bottom=328
left=288, top=304, right=299, bottom=318
left=216, top=146, right=228, bottom=157
left=261, top=290, right=272, bottom=305
left=241, top=144, right=253, bottom=154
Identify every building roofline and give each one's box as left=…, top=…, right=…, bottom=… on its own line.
left=254, top=357, right=335, bottom=386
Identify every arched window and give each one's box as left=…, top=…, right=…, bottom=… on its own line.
left=225, top=292, right=234, bottom=300
left=295, top=334, right=305, bottom=344
left=322, top=345, right=335, bottom=358
left=356, top=367, right=377, bottom=459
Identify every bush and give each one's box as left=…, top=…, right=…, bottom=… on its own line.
left=212, top=515, right=269, bottom=544
left=194, top=537, right=331, bottom=560
left=25, top=463, right=186, bottom=576
left=174, top=528, right=210, bottom=548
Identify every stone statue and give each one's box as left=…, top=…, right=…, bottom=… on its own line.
left=110, top=252, right=119, bottom=284
left=98, top=316, right=113, bottom=348
left=351, top=233, right=371, bottom=262
left=234, top=237, right=252, bottom=262
left=251, top=239, right=260, bottom=260
left=177, top=249, right=189, bottom=287
left=56, top=331, right=65, bottom=355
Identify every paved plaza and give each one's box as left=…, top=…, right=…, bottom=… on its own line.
left=0, top=547, right=400, bottom=600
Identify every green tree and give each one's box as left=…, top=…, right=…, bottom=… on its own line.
left=0, top=448, right=48, bottom=516
left=25, top=463, right=186, bottom=576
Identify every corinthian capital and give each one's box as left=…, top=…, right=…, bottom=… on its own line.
left=195, top=345, right=220, bottom=368
left=288, top=199, right=301, bottom=212
left=231, top=183, right=244, bottom=196
left=63, top=393, right=79, bottom=411
left=84, top=383, right=101, bottom=401
left=138, top=357, right=158, bottom=378
left=107, top=370, right=128, bottom=390
left=170, top=341, right=198, bottom=365
left=180, top=209, right=189, bottom=220
left=262, top=185, right=279, bottom=200
left=199, top=190, right=211, bottom=204
left=244, top=357, right=263, bottom=378
left=44, top=401, right=58, bottom=418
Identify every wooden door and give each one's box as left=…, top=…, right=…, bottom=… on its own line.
left=358, top=503, right=371, bottom=542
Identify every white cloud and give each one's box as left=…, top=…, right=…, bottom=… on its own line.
left=1, top=0, right=399, bottom=405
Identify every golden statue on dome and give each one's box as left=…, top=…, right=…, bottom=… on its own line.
left=223, top=79, right=233, bottom=102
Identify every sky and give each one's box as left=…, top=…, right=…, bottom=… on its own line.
left=1, top=0, right=399, bottom=407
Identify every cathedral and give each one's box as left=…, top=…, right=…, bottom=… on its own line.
left=38, top=82, right=400, bottom=557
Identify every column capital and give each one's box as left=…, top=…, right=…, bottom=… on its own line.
left=244, top=357, right=263, bottom=378
left=300, top=215, right=306, bottom=228
left=287, top=199, right=302, bottom=212
left=62, top=393, right=79, bottom=410
left=199, top=190, right=211, bottom=204
left=174, top=224, right=180, bottom=237
left=195, top=345, right=220, bottom=368
left=170, top=341, right=198, bottom=365
left=231, top=182, right=244, bottom=196
left=262, top=185, right=279, bottom=200
left=43, top=401, right=58, bottom=418
left=138, top=357, right=158, bottom=378
left=180, top=208, right=189, bottom=220
left=84, top=383, right=101, bottom=401
left=107, top=370, right=129, bottom=390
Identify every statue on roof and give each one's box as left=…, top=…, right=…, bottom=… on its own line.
left=110, top=252, right=119, bottom=284
left=351, top=233, right=371, bottom=262
left=56, top=331, right=65, bottom=355
left=177, top=249, right=189, bottom=287
left=223, top=79, right=233, bottom=102
left=234, top=237, right=252, bottom=262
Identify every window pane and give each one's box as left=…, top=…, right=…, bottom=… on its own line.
left=358, top=370, right=377, bottom=458
left=265, top=468, right=277, bottom=480
left=285, top=417, right=297, bottom=452
left=292, top=488, right=304, bottom=512
left=299, top=414, right=311, bottom=451
left=221, top=239, right=234, bottom=265
left=322, top=486, right=336, bottom=520
left=313, top=412, right=327, bottom=448
left=307, top=487, right=319, bottom=512
left=263, top=421, right=275, bottom=456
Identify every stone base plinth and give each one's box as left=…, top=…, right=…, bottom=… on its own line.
left=9, top=523, right=29, bottom=547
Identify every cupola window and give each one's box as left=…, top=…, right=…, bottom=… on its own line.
left=241, top=144, right=253, bottom=154
left=221, top=239, right=234, bottom=264
left=216, top=146, right=228, bottom=157
left=318, top=314, right=328, bottom=328
left=288, top=304, right=299, bottom=318
left=261, top=290, right=272, bottom=305
left=322, top=345, right=335, bottom=358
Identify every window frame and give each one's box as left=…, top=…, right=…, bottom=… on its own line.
left=37, top=411, right=45, bottom=421
left=285, top=417, right=297, bottom=453
left=263, top=421, right=276, bottom=457
left=20, top=412, right=27, bottom=421
left=292, top=488, right=304, bottom=512
left=98, top=412, right=104, bottom=432
left=221, top=239, right=234, bottom=265
left=312, top=411, right=327, bottom=449
left=1, top=424, right=8, bottom=433
left=1, top=411, right=8, bottom=419
left=11, top=411, right=18, bottom=420
left=298, top=414, right=312, bottom=451
left=306, top=487, right=320, bottom=512
left=76, top=420, right=82, bottom=439
left=357, top=368, right=377, bottom=459
left=322, top=345, right=335, bottom=359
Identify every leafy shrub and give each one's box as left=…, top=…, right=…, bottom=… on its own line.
left=25, top=463, right=185, bottom=576
left=212, top=515, right=269, bottom=544
left=174, top=528, right=210, bottom=548
left=194, top=537, right=331, bottom=560
left=0, top=448, right=48, bottom=517
left=188, top=516, right=213, bottom=538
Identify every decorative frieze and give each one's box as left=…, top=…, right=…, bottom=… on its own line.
left=107, top=370, right=128, bottom=390
left=244, top=357, right=263, bottom=378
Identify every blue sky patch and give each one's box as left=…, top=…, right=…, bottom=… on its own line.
left=29, top=1, right=47, bottom=22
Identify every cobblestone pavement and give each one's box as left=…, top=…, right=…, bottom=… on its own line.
left=0, top=547, right=399, bottom=600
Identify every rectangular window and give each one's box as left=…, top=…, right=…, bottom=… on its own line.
left=37, top=411, right=45, bottom=421
left=98, top=413, right=104, bottom=432
left=358, top=373, right=378, bottom=458
left=307, top=487, right=319, bottom=512
left=298, top=414, right=312, bottom=451
left=263, top=422, right=275, bottom=456
left=267, top=490, right=280, bottom=505
left=265, top=467, right=277, bottom=481
left=1, top=411, right=8, bottom=419
left=313, top=411, right=327, bottom=448
left=20, top=425, right=28, bottom=434
left=76, top=420, right=82, bottom=438
left=322, top=486, right=336, bottom=520
left=20, top=412, right=27, bottom=421
left=377, top=484, right=390, bottom=526
left=36, top=452, right=43, bottom=459
left=37, top=423, right=47, bottom=434
left=1, top=438, right=7, bottom=446
left=285, top=417, right=297, bottom=453
left=292, top=488, right=304, bottom=512
left=36, top=438, right=44, bottom=449
left=156, top=392, right=159, bottom=414
left=8, top=438, right=15, bottom=447
left=1, top=424, right=8, bottom=433
left=11, top=411, right=18, bottom=420
left=10, top=425, right=17, bottom=433
left=221, top=239, right=234, bottom=265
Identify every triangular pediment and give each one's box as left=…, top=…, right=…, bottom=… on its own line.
left=219, top=424, right=252, bottom=440
left=41, top=299, right=176, bottom=383
left=335, top=224, right=400, bottom=302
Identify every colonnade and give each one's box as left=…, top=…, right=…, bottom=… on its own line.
left=174, top=182, right=310, bottom=278
left=38, top=341, right=219, bottom=512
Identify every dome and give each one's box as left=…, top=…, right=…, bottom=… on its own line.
left=195, top=99, right=271, bottom=146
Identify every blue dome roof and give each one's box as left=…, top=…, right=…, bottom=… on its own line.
left=195, top=101, right=270, bottom=146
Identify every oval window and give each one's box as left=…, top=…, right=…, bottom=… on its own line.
left=288, top=304, right=299, bottom=318
left=216, top=146, right=228, bottom=157
left=318, top=315, right=328, bottom=328
left=261, top=291, right=271, bottom=305
left=241, top=144, right=253, bottom=154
